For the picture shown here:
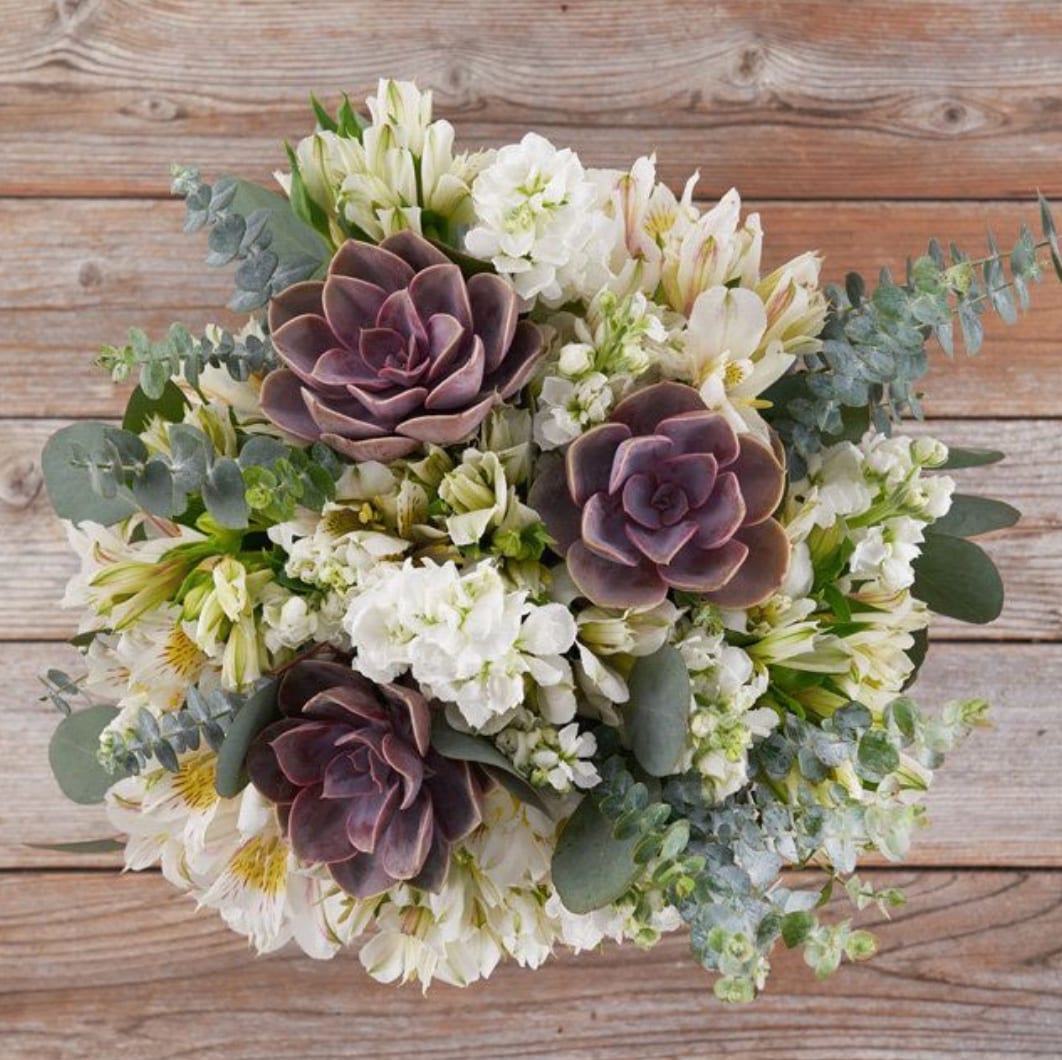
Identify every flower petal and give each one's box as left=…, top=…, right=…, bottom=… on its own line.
left=268, top=280, right=324, bottom=332
left=626, top=519, right=698, bottom=565
left=322, top=274, right=387, bottom=340
left=566, top=423, right=630, bottom=505
left=378, top=796, right=434, bottom=879
left=289, top=783, right=357, bottom=864
left=583, top=493, right=641, bottom=566
left=345, top=784, right=402, bottom=855
left=321, top=432, right=421, bottom=462
left=692, top=472, right=746, bottom=547
left=608, top=435, right=674, bottom=493
left=302, top=389, right=387, bottom=439
left=528, top=455, right=582, bottom=556
left=468, top=272, right=519, bottom=373
left=730, top=435, right=786, bottom=525
left=701, top=519, right=791, bottom=608
left=347, top=383, right=429, bottom=424
left=658, top=410, right=741, bottom=464
left=330, top=239, right=415, bottom=293
left=567, top=541, right=668, bottom=608
left=424, top=335, right=485, bottom=412
left=259, top=369, right=321, bottom=441
left=329, top=848, right=396, bottom=899
left=380, top=682, right=432, bottom=757
left=380, top=230, right=451, bottom=272
left=398, top=392, right=497, bottom=444
left=611, top=381, right=706, bottom=435
left=271, top=314, right=340, bottom=384
left=660, top=537, right=749, bottom=593
left=485, top=319, right=545, bottom=400
left=425, top=755, right=484, bottom=843
left=246, top=719, right=303, bottom=803
left=270, top=722, right=343, bottom=786
left=408, top=263, right=473, bottom=330
left=659, top=452, right=718, bottom=508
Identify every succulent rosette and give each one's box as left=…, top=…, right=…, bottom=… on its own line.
left=531, top=382, right=790, bottom=609
left=247, top=660, right=485, bottom=898
left=260, top=231, right=545, bottom=461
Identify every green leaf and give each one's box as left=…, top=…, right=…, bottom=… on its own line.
left=622, top=644, right=690, bottom=777
left=214, top=681, right=279, bottom=798
left=932, top=493, right=1020, bottom=538
left=429, top=714, right=549, bottom=815
left=551, top=795, right=642, bottom=914
left=41, top=423, right=138, bottom=526
left=310, top=93, right=338, bottom=132
left=121, top=380, right=188, bottom=434
left=901, top=626, right=929, bottom=691
left=781, top=910, right=815, bottom=948
left=49, top=704, right=127, bottom=804
left=228, top=179, right=328, bottom=271
left=202, top=457, right=249, bottom=529
left=912, top=532, right=1004, bottom=624
left=856, top=730, right=900, bottom=780
left=28, top=838, right=126, bottom=854
left=426, top=238, right=496, bottom=277
left=939, top=447, right=1005, bottom=470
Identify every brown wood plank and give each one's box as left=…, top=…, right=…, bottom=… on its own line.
left=2, top=1, right=1062, bottom=199
left=1, top=418, right=1055, bottom=641
left=0, top=869, right=1059, bottom=1058
left=6, top=639, right=1061, bottom=871
left=2, top=199, right=1061, bottom=420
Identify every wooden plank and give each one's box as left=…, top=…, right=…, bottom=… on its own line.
left=0, top=869, right=1059, bottom=1058
left=1, top=418, right=1054, bottom=641
left=3, top=1, right=1062, bottom=199
left=5, top=640, right=1061, bottom=870
left=2, top=199, right=1061, bottom=420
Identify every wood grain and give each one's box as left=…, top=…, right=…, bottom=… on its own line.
left=0, top=869, right=1059, bottom=1059
left=6, top=639, right=1060, bottom=871
left=2, top=1, right=1062, bottom=199
left=3, top=198, right=1061, bottom=420
left=1, top=418, right=1055, bottom=641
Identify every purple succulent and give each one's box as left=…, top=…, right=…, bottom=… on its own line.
left=247, top=660, right=485, bottom=899
left=260, top=231, right=545, bottom=461
left=530, top=382, right=790, bottom=610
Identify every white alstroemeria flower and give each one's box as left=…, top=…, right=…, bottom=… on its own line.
left=465, top=132, right=610, bottom=305
left=113, top=604, right=208, bottom=710
left=757, top=251, right=828, bottom=358
left=676, top=284, right=792, bottom=439
left=366, top=78, right=434, bottom=153
left=660, top=188, right=763, bottom=315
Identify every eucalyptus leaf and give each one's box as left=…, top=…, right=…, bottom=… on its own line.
left=228, top=179, right=328, bottom=277
left=41, top=423, right=138, bottom=526
left=622, top=644, right=690, bottom=777
left=931, top=493, right=1020, bottom=538
left=912, top=532, right=1004, bottom=624
left=214, top=680, right=279, bottom=798
left=49, top=704, right=127, bottom=804
left=939, top=447, right=1005, bottom=470
left=551, top=795, right=642, bottom=914
left=121, top=380, right=188, bottom=434
left=202, top=457, right=249, bottom=528
left=28, top=838, right=126, bottom=854
left=430, top=715, right=549, bottom=814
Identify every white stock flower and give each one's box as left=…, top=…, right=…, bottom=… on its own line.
left=465, top=133, right=610, bottom=305
left=849, top=517, right=926, bottom=592
left=343, top=561, right=577, bottom=731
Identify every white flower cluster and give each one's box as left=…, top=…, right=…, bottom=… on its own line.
left=676, top=629, right=777, bottom=800
left=350, top=788, right=678, bottom=988
left=345, top=560, right=578, bottom=731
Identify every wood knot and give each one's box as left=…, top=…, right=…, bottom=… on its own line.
left=0, top=455, right=43, bottom=510
left=120, top=95, right=183, bottom=123
left=735, top=45, right=766, bottom=84
left=78, top=261, right=103, bottom=288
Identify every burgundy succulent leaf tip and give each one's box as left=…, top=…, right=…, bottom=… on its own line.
left=247, top=660, right=486, bottom=899
left=529, top=381, right=790, bottom=610
left=260, top=231, right=546, bottom=461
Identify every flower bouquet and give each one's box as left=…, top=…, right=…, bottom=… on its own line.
left=39, top=81, right=1057, bottom=999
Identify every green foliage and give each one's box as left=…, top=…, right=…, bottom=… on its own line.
left=42, top=413, right=341, bottom=532
left=430, top=714, right=549, bottom=814
left=29, top=838, right=126, bottom=855
left=171, top=165, right=328, bottom=311
left=97, top=323, right=277, bottom=400
left=911, top=532, right=1004, bottom=624
left=214, top=679, right=280, bottom=797
left=98, top=686, right=241, bottom=776
left=551, top=748, right=703, bottom=914
left=622, top=644, right=691, bottom=777
left=766, top=198, right=1062, bottom=476
left=931, top=493, right=1020, bottom=538
left=122, top=380, right=189, bottom=433
left=49, top=704, right=128, bottom=804
left=939, top=447, right=1005, bottom=470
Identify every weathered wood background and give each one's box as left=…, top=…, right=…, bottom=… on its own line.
left=2, top=1, right=1061, bottom=1056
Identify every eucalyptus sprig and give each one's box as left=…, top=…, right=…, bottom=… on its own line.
left=767, top=195, right=1062, bottom=476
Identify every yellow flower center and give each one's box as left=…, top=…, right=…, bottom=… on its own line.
left=173, top=754, right=220, bottom=812
left=229, top=836, right=288, bottom=896
left=163, top=624, right=204, bottom=679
